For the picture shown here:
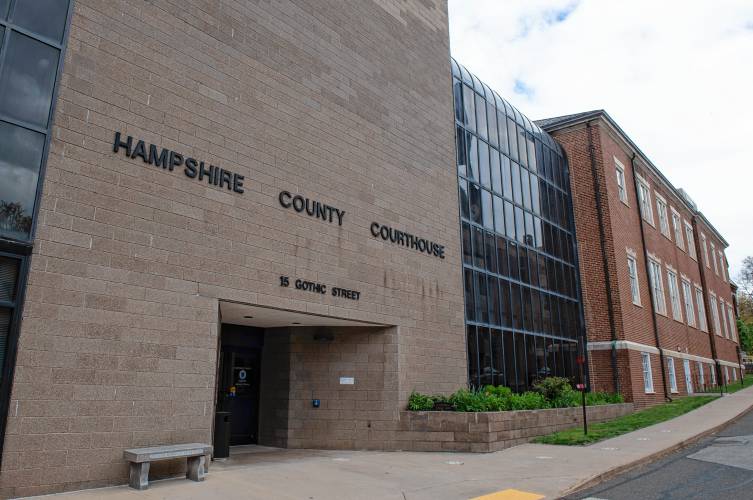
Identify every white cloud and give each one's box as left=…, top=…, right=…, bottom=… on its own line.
left=449, top=0, right=753, bottom=278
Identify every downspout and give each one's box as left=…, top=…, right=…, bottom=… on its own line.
left=691, top=216, right=723, bottom=390
left=629, top=154, right=672, bottom=401
left=585, top=122, right=620, bottom=395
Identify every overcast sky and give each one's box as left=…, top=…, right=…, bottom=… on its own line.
left=448, top=0, right=753, bottom=278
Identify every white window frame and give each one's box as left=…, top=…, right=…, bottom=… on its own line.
left=627, top=253, right=641, bottom=306
left=648, top=258, right=667, bottom=315
left=701, top=233, right=709, bottom=267
left=725, top=365, right=730, bottom=384
left=697, top=360, right=705, bottom=387
left=695, top=286, right=708, bottom=332
left=721, top=299, right=729, bottom=338
left=710, top=293, right=721, bottom=336
left=667, top=268, right=682, bottom=322
left=727, top=303, right=737, bottom=342
left=636, top=175, right=654, bottom=226
left=656, top=195, right=670, bottom=238
left=681, top=279, right=695, bottom=327
left=732, top=367, right=738, bottom=381
left=711, top=242, right=718, bottom=275
left=719, top=252, right=726, bottom=282
left=683, top=358, right=693, bottom=394
left=684, top=221, right=696, bottom=260
left=615, top=157, right=628, bottom=205
left=710, top=363, right=717, bottom=385
left=642, top=352, right=654, bottom=393
left=667, top=357, right=678, bottom=393
left=671, top=208, right=684, bottom=251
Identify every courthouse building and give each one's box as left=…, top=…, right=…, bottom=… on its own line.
left=0, top=0, right=739, bottom=496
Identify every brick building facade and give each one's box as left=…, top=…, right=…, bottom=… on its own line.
left=539, top=111, right=741, bottom=406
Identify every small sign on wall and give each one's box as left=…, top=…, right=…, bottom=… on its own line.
left=339, top=377, right=355, bottom=385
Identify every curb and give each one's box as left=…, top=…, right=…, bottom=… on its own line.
left=557, top=393, right=753, bottom=499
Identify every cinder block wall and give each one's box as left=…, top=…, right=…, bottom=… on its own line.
left=3, top=0, right=465, bottom=496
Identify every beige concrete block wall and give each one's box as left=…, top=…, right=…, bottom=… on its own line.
left=2, top=0, right=465, bottom=496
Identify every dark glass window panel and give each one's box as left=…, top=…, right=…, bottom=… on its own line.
left=481, top=189, right=493, bottom=230
left=0, top=308, right=10, bottom=382
left=510, top=282, right=522, bottom=329
left=518, top=246, right=529, bottom=284
left=504, top=201, right=515, bottom=240
left=459, top=64, right=473, bottom=84
left=502, top=331, right=516, bottom=390
left=464, top=268, right=475, bottom=320
left=563, top=340, right=576, bottom=381
left=522, top=286, right=532, bottom=331
left=0, top=256, right=19, bottom=302
left=0, top=26, right=4, bottom=47
left=1, top=0, right=8, bottom=19
left=541, top=293, right=551, bottom=334
left=556, top=261, right=565, bottom=295
left=461, top=222, right=472, bottom=265
left=485, top=232, right=497, bottom=273
left=538, top=254, right=548, bottom=291
left=497, top=110, right=508, bottom=154
left=542, top=147, right=551, bottom=181
left=462, top=84, right=476, bottom=133
left=472, top=225, right=485, bottom=268
left=499, top=278, right=511, bottom=327
left=551, top=298, right=562, bottom=337
left=475, top=93, right=487, bottom=141
left=490, top=150, right=501, bottom=195
left=478, top=327, right=493, bottom=386
left=458, top=178, right=470, bottom=220
left=467, top=132, right=478, bottom=182
left=469, top=182, right=482, bottom=225
left=547, top=186, right=558, bottom=225
left=560, top=192, right=569, bottom=227
left=475, top=271, right=489, bottom=323
left=487, top=101, right=498, bottom=148
left=0, top=121, right=45, bottom=240
left=517, top=126, right=528, bottom=168
left=514, top=206, right=525, bottom=244
left=12, top=0, right=69, bottom=42
left=507, top=119, right=518, bottom=162
left=546, top=337, right=558, bottom=378
left=508, top=242, right=519, bottom=281
left=546, top=257, right=557, bottom=293
left=531, top=290, right=541, bottom=333
left=527, top=136, right=537, bottom=173
left=531, top=174, right=541, bottom=215
left=536, top=336, right=548, bottom=379
left=539, top=179, right=550, bottom=220
left=453, top=80, right=464, bottom=123
left=488, top=276, right=500, bottom=326
left=496, top=236, right=509, bottom=277
left=528, top=250, right=539, bottom=288
left=521, top=170, right=532, bottom=211
left=534, top=216, right=543, bottom=250
left=511, top=162, right=522, bottom=205
left=526, top=335, right=537, bottom=387
left=455, top=126, right=467, bottom=177
left=493, top=195, right=505, bottom=234
left=479, top=142, right=490, bottom=188
left=0, top=32, right=60, bottom=127
left=492, top=330, right=505, bottom=386
left=467, top=325, right=479, bottom=388
left=501, top=155, right=512, bottom=201
left=514, top=332, right=527, bottom=391
left=524, top=212, right=535, bottom=248
left=553, top=227, right=562, bottom=259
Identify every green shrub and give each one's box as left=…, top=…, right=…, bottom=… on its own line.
left=407, top=391, right=434, bottom=411
left=449, top=389, right=489, bottom=412
left=533, top=377, right=573, bottom=402
left=483, top=385, right=513, bottom=399
left=508, top=391, right=550, bottom=410
left=550, top=387, right=581, bottom=408
left=586, top=391, right=624, bottom=405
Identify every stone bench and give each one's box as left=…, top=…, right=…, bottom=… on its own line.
left=123, top=443, right=213, bottom=490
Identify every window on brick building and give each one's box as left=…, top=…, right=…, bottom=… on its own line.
left=671, top=209, right=684, bottom=251
left=667, top=357, right=678, bottom=393
left=701, top=233, right=709, bottom=267
left=697, top=361, right=705, bottom=387
left=648, top=259, right=666, bottom=315
left=727, top=303, right=737, bottom=342
left=725, top=366, right=729, bottom=384
left=710, top=364, right=717, bottom=385
left=666, top=269, right=682, bottom=322
left=684, top=222, right=696, bottom=260
left=720, top=299, right=729, bottom=338
left=642, top=352, right=654, bottom=393
left=711, top=242, right=718, bottom=274
left=683, top=359, right=694, bottom=394
left=656, top=195, right=670, bottom=238
left=681, top=279, right=695, bottom=327
left=732, top=367, right=737, bottom=382
left=614, top=158, right=628, bottom=204
left=719, top=252, right=727, bottom=282
left=695, top=287, right=708, bottom=332
left=627, top=254, right=641, bottom=305
left=709, top=293, right=721, bottom=336
left=636, top=177, right=654, bottom=225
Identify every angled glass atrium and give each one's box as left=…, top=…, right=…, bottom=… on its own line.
left=451, top=58, right=584, bottom=391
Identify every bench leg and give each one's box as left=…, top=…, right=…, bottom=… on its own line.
left=186, top=455, right=206, bottom=482
left=128, top=462, right=150, bottom=490
left=204, top=453, right=211, bottom=473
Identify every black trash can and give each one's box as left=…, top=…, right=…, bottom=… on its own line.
left=214, top=411, right=231, bottom=458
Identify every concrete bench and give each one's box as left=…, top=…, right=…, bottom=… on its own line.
left=123, top=443, right=213, bottom=490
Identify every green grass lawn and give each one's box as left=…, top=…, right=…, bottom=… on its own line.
left=706, top=374, right=753, bottom=394
left=534, top=395, right=717, bottom=446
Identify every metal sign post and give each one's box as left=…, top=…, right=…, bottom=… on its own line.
left=576, top=355, right=587, bottom=436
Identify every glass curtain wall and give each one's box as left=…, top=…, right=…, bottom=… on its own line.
left=452, top=58, right=584, bottom=391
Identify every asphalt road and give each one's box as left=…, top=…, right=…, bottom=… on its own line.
left=566, top=405, right=753, bottom=500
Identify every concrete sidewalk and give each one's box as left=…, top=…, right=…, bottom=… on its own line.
left=31, top=386, right=753, bottom=500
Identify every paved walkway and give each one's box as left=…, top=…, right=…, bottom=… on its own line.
left=32, top=386, right=753, bottom=500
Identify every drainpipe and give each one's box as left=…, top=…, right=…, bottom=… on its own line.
left=585, top=122, right=620, bottom=395
left=629, top=154, right=671, bottom=401
left=691, top=215, right=723, bottom=391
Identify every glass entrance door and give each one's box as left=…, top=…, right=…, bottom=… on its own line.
left=218, top=347, right=261, bottom=445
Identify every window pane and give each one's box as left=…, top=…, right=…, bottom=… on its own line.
left=0, top=121, right=45, bottom=240
left=522, top=287, right=532, bottom=331
left=472, top=226, right=484, bottom=268
left=487, top=101, right=498, bottom=148
left=481, top=189, right=493, bottom=229
left=464, top=269, right=475, bottom=320
left=525, top=335, right=537, bottom=387
left=0, top=308, right=10, bottom=382
left=510, top=282, right=522, bottom=329
left=504, top=200, right=515, bottom=240
left=466, top=132, right=478, bottom=182
left=501, top=155, right=512, bottom=200
left=488, top=276, right=500, bottom=325
left=458, top=178, right=470, bottom=220
left=469, top=182, right=482, bottom=224
left=499, top=279, right=511, bottom=327
left=13, top=0, right=69, bottom=42
left=479, top=142, right=490, bottom=188
left=508, top=242, right=519, bottom=281
left=461, top=222, right=472, bottom=265
left=475, top=93, right=487, bottom=141
left=497, top=236, right=509, bottom=277
left=478, top=327, right=492, bottom=386
left=507, top=119, right=518, bottom=161
left=492, top=330, right=505, bottom=386
left=511, top=162, right=522, bottom=205
left=475, top=271, right=488, bottom=323
left=467, top=325, right=479, bottom=387
left=493, top=195, right=504, bottom=234
left=517, top=126, right=528, bottom=167
left=485, top=231, right=497, bottom=273
left=453, top=80, right=464, bottom=123
left=514, top=206, right=525, bottom=244
left=0, top=256, right=19, bottom=302
left=455, top=126, right=466, bottom=177
left=490, top=150, right=501, bottom=195
left=497, top=110, right=508, bottom=154
left=0, top=32, right=60, bottom=127
left=462, top=85, right=475, bottom=133
left=514, top=332, right=527, bottom=391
